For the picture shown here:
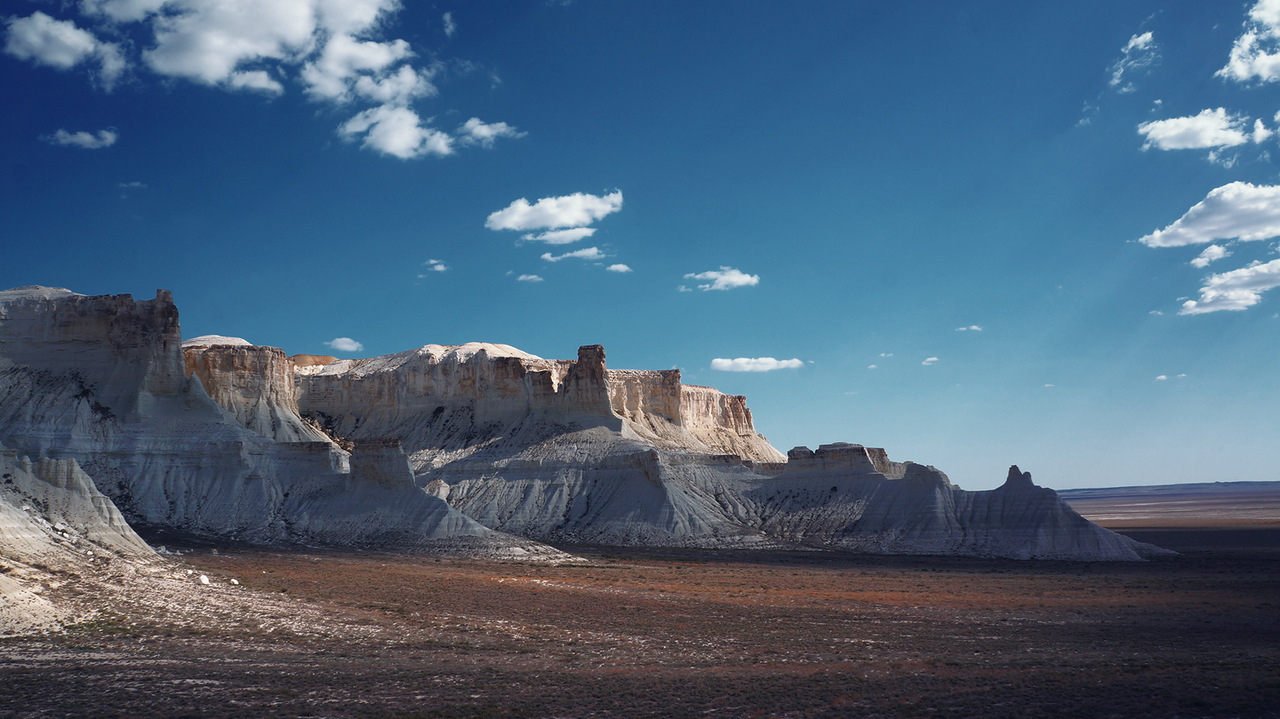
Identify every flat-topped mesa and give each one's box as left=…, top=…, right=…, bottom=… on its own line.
left=784, top=443, right=914, bottom=479
left=293, top=343, right=784, bottom=463
left=0, top=287, right=184, bottom=415
left=183, top=337, right=330, bottom=443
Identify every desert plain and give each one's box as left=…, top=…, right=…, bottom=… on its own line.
left=1, top=484, right=1277, bottom=719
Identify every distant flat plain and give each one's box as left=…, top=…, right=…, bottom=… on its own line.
left=1, top=483, right=1277, bottom=718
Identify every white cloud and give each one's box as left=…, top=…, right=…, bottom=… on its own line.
left=456, top=117, right=525, bottom=147
left=521, top=227, right=596, bottom=245
left=1108, top=31, right=1157, bottom=93
left=606, top=264, right=632, bottom=273
left=541, top=246, right=604, bottom=263
left=1043, top=384, right=1055, bottom=388
left=710, top=357, right=803, bottom=372
left=486, top=191, right=624, bottom=231
left=228, top=69, right=283, bottom=94
left=143, top=1, right=318, bottom=87
left=682, top=266, right=759, bottom=291
left=1137, top=108, right=1253, bottom=150
left=1190, top=244, right=1231, bottom=268
left=420, top=258, right=447, bottom=274
left=1254, top=118, right=1275, bottom=143
left=42, top=128, right=117, bottom=149
left=442, top=11, right=456, bottom=38
left=516, top=274, right=543, bottom=283
left=1138, top=182, right=1280, bottom=247
left=353, top=63, right=435, bottom=105
left=325, top=336, right=364, bottom=353
left=1218, top=0, right=1280, bottom=83
left=1180, top=258, right=1280, bottom=314
left=1155, top=374, right=1168, bottom=381
left=4, top=11, right=125, bottom=90
left=921, top=357, right=939, bottom=366
left=119, top=181, right=146, bottom=188
left=301, top=34, right=415, bottom=102
left=879, top=352, right=893, bottom=357
left=867, top=364, right=877, bottom=370
left=339, top=105, right=452, bottom=159
left=955, top=325, right=982, bottom=332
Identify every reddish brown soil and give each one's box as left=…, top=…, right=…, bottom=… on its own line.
left=1, top=533, right=1277, bottom=718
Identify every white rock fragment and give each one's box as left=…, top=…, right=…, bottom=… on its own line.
left=199, top=575, right=210, bottom=585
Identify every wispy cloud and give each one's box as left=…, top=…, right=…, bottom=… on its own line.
left=516, top=274, right=543, bottom=283
left=1180, top=258, right=1280, bottom=314
left=416, top=259, right=447, bottom=277
left=442, top=11, right=456, bottom=38
left=118, top=181, right=146, bottom=189
left=955, top=325, right=982, bottom=332
left=1109, top=31, right=1158, bottom=93
left=521, top=228, right=596, bottom=245
left=486, top=191, right=624, bottom=231
left=1218, top=0, right=1280, bottom=83
left=325, top=337, right=364, bottom=353
left=541, top=247, right=604, bottom=262
left=683, top=266, right=759, bottom=291
left=921, top=357, right=939, bottom=366
left=42, top=128, right=117, bottom=149
left=710, top=357, right=803, bottom=372
left=1138, top=182, right=1280, bottom=247
left=456, top=118, right=525, bottom=148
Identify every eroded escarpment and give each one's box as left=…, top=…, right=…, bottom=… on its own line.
left=0, top=287, right=569, bottom=563
left=0, top=285, right=1171, bottom=562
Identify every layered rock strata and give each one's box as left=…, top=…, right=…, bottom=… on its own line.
left=0, top=287, right=566, bottom=559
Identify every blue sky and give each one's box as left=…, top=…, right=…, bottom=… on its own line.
left=3, top=0, right=1280, bottom=490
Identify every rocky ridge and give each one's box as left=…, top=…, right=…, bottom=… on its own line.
left=0, top=286, right=1169, bottom=577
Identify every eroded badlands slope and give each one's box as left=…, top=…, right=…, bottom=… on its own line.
left=0, top=287, right=563, bottom=560
left=0, top=286, right=1167, bottom=561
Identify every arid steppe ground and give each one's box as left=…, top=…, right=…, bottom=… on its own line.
left=1, top=491, right=1278, bottom=718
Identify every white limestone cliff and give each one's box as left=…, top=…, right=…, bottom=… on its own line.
left=0, top=287, right=566, bottom=559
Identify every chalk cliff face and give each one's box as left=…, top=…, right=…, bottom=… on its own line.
left=182, top=337, right=330, bottom=443
left=0, top=287, right=566, bottom=559
left=0, top=286, right=1169, bottom=561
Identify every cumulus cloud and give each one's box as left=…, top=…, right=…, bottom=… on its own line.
left=921, top=357, right=939, bottom=366
left=1180, top=258, right=1280, bottom=314
left=683, top=266, right=759, bottom=291
left=6, top=1, right=513, bottom=161
left=325, top=337, right=364, bottom=353
left=456, top=118, right=525, bottom=147
left=486, top=191, right=624, bottom=231
left=521, top=228, right=596, bottom=245
left=4, top=11, right=125, bottom=90
left=42, top=128, right=117, bottom=149
left=710, top=357, right=804, bottom=372
left=1138, top=182, right=1280, bottom=247
left=1190, top=244, right=1231, bottom=268
left=339, top=105, right=452, bottom=159
left=516, top=274, right=543, bottom=283
left=541, top=247, right=604, bottom=263
left=301, top=34, right=416, bottom=102
left=955, top=325, right=982, bottom=332
left=1218, top=0, right=1280, bottom=83
left=1137, top=108, right=1255, bottom=150
left=606, top=264, right=632, bottom=273
left=1109, top=31, right=1158, bottom=93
